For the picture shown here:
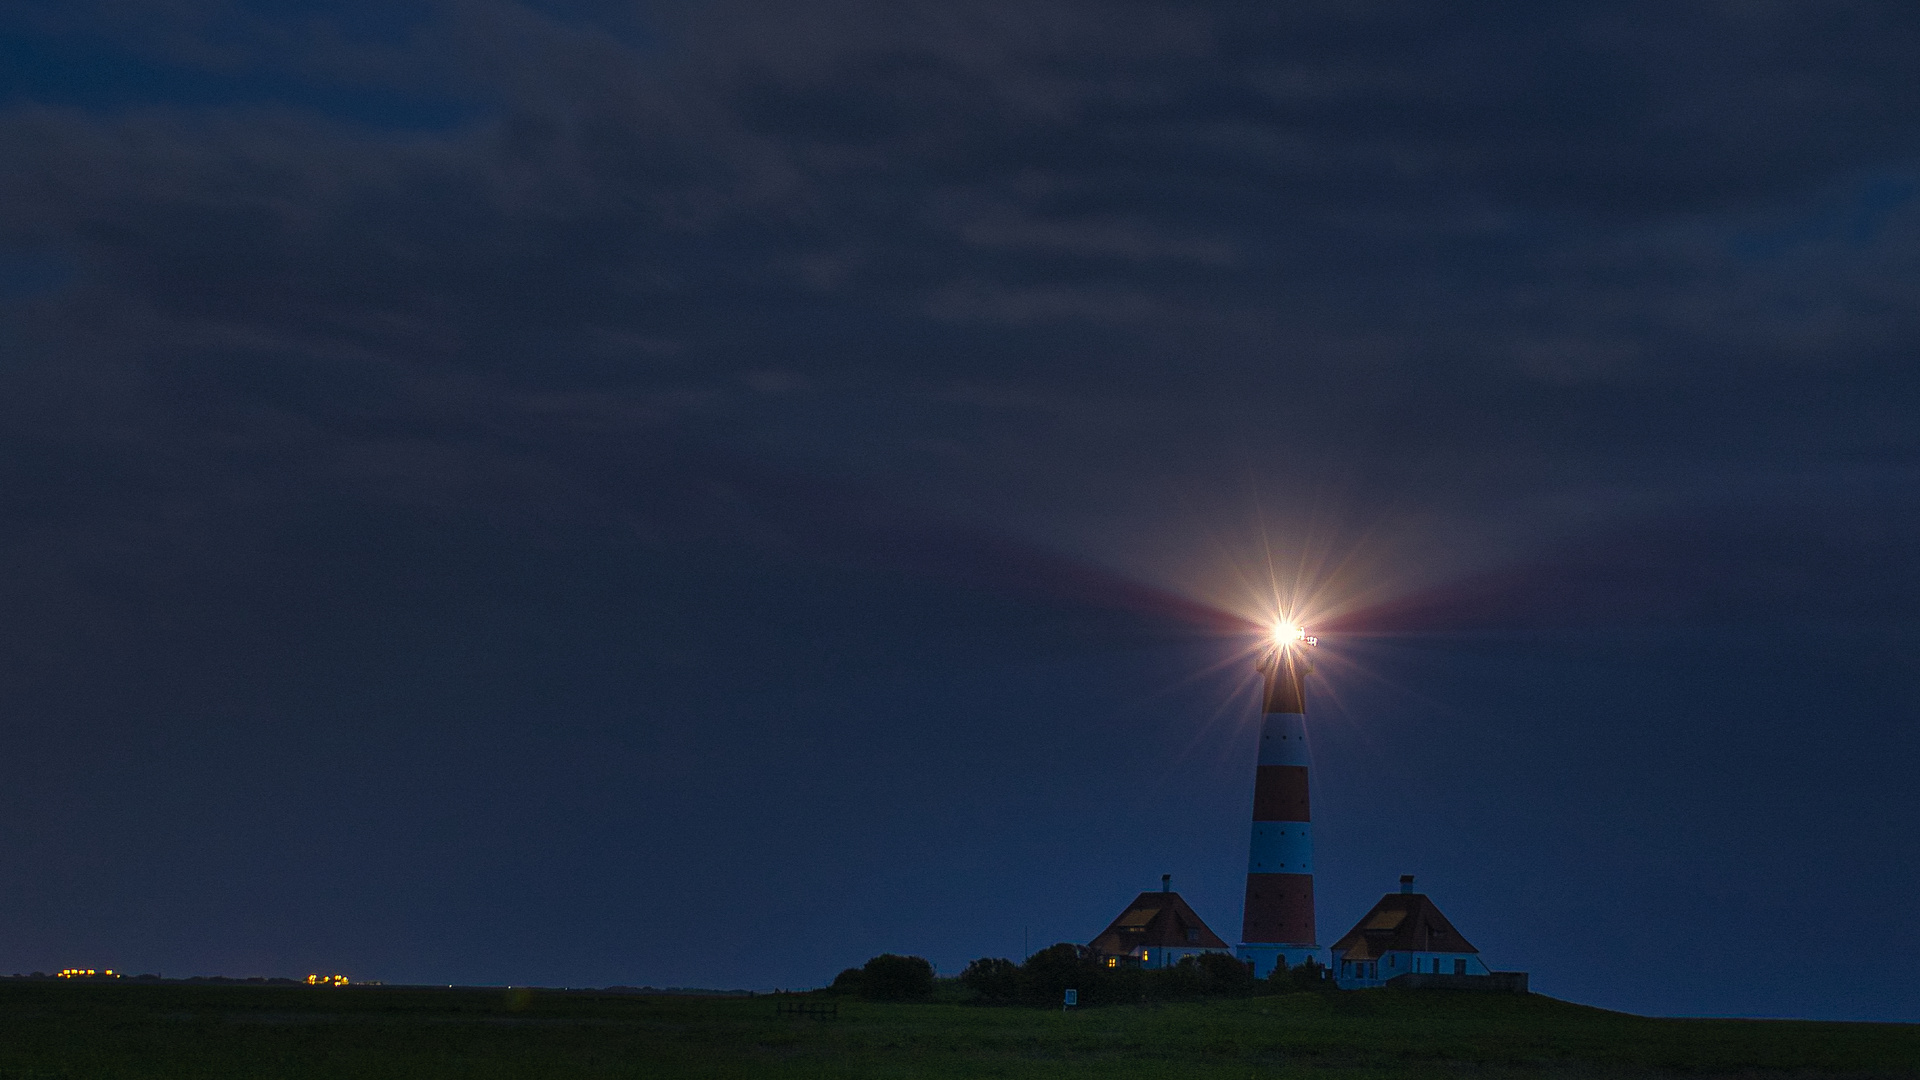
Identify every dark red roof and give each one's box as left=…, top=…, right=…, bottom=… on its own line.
left=1329, top=893, right=1478, bottom=962
left=1089, top=892, right=1231, bottom=954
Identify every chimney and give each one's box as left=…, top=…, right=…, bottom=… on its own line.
left=1162, top=874, right=1172, bottom=893
left=1399, top=875, right=1415, bottom=894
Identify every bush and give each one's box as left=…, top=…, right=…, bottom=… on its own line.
left=846, top=946, right=1281, bottom=1007
left=1016, top=943, right=1159, bottom=1007
left=959, top=957, right=1021, bottom=1004
left=1149, top=956, right=1210, bottom=1000
left=1267, top=956, right=1336, bottom=993
left=857, top=954, right=935, bottom=1001
left=1016, top=943, right=1089, bottom=1006
left=1192, top=951, right=1256, bottom=996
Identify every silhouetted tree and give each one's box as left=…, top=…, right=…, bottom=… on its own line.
left=960, top=957, right=1021, bottom=1004
left=857, top=954, right=935, bottom=1001
left=1016, top=943, right=1087, bottom=1005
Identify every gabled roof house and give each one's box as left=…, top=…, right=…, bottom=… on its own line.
left=1330, top=876, right=1490, bottom=988
left=1089, top=878, right=1232, bottom=969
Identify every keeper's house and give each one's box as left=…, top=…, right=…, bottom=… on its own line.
left=1330, top=876, right=1491, bottom=988
left=1089, top=878, right=1232, bottom=969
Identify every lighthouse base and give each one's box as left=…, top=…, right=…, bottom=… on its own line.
left=1236, top=943, right=1322, bottom=979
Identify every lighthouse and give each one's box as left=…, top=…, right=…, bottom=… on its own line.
left=1236, top=626, right=1319, bottom=978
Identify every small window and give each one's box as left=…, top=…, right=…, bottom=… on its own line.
left=1186, top=928, right=1200, bottom=943
left=1454, top=959, right=1466, bottom=975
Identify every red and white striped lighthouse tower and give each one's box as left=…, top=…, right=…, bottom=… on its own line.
left=1236, top=627, right=1319, bottom=977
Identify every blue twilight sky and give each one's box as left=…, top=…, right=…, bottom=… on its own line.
left=1, top=1, right=1918, bottom=1021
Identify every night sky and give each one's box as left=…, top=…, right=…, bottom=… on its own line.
left=3, top=2, right=1918, bottom=1021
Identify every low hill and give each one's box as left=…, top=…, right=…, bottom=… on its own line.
left=0, top=981, right=1913, bottom=1078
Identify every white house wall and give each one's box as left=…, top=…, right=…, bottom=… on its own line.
left=1334, top=950, right=1489, bottom=988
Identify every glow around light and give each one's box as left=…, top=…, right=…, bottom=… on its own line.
left=1270, top=621, right=1317, bottom=648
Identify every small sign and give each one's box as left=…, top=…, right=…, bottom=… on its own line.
left=1063, top=989, right=1078, bottom=1007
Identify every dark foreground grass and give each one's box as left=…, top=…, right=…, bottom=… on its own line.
left=0, top=982, right=1914, bottom=1079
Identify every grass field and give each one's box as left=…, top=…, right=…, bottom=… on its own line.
left=1, top=981, right=1915, bottom=1079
